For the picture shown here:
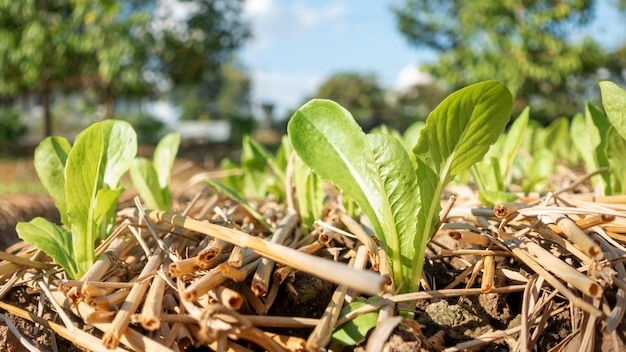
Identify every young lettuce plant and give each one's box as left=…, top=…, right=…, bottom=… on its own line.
left=130, top=132, right=181, bottom=211
left=16, top=120, right=137, bottom=279
left=600, top=81, right=626, bottom=193
left=470, top=107, right=528, bottom=205
left=288, top=81, right=513, bottom=293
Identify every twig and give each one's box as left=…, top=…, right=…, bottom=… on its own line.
left=148, top=210, right=386, bottom=296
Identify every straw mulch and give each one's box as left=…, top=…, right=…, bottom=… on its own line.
left=0, top=167, right=625, bottom=352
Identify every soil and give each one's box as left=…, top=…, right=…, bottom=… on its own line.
left=0, top=155, right=625, bottom=351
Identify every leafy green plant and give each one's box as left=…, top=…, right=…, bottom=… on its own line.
left=570, top=103, right=611, bottom=193
left=288, top=81, right=512, bottom=293
left=205, top=135, right=291, bottom=231
left=600, top=81, right=626, bottom=193
left=16, top=120, right=137, bottom=279
left=130, top=132, right=180, bottom=211
left=212, top=135, right=286, bottom=201
left=470, top=107, right=529, bottom=205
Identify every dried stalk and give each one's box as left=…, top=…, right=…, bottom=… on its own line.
left=481, top=255, right=495, bottom=293
left=0, top=250, right=56, bottom=270
left=68, top=236, right=132, bottom=306
left=183, top=256, right=259, bottom=302
left=102, top=247, right=165, bottom=349
left=87, top=288, right=130, bottom=311
left=50, top=290, right=174, bottom=351
left=141, top=274, right=167, bottom=330
left=509, top=243, right=602, bottom=317
left=148, top=210, right=386, bottom=296
left=209, top=285, right=243, bottom=310
left=251, top=211, right=299, bottom=296
left=493, top=202, right=530, bottom=218
left=519, top=235, right=602, bottom=297
left=447, top=230, right=491, bottom=245
left=338, top=211, right=380, bottom=270
left=365, top=316, right=403, bottom=352
left=305, top=283, right=348, bottom=351
left=198, top=239, right=232, bottom=262
left=0, top=300, right=127, bottom=352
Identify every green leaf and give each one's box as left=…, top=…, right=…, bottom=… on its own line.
left=293, top=155, right=325, bottom=234
left=585, top=103, right=611, bottom=194
left=606, top=127, right=626, bottom=194
left=131, top=157, right=168, bottom=210
left=153, top=132, right=180, bottom=190
left=94, top=188, right=124, bottom=240
left=219, top=158, right=244, bottom=194
left=16, top=218, right=79, bottom=279
left=522, top=149, right=554, bottom=193
left=600, top=81, right=626, bottom=141
left=413, top=81, right=512, bottom=285
left=413, top=81, right=512, bottom=182
left=34, top=136, right=71, bottom=225
left=288, top=99, right=385, bottom=241
left=65, top=120, right=136, bottom=278
left=241, top=135, right=272, bottom=200
left=101, top=120, right=138, bottom=189
left=500, top=107, right=529, bottom=177
left=543, top=117, right=574, bottom=165
left=332, top=298, right=380, bottom=346
left=367, top=133, right=419, bottom=292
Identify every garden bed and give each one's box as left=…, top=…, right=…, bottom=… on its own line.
left=0, top=166, right=625, bottom=351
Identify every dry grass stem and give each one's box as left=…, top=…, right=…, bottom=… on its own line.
left=0, top=250, right=56, bottom=270
left=148, top=210, right=386, bottom=296
left=510, top=244, right=602, bottom=317
left=102, top=247, right=165, bottom=349
left=305, top=283, right=348, bottom=352
left=447, top=230, right=491, bottom=245
left=338, top=211, right=380, bottom=270
left=575, top=214, right=616, bottom=229
left=228, top=246, right=245, bottom=267
left=365, top=316, right=403, bottom=352
left=493, top=202, right=529, bottom=218
left=481, top=255, right=495, bottom=293
left=209, top=285, right=243, bottom=310
left=519, top=236, right=602, bottom=297
left=391, top=285, right=526, bottom=304
left=252, top=211, right=299, bottom=296
left=87, top=288, right=130, bottom=311
left=548, top=213, right=603, bottom=260
left=140, top=275, right=166, bottom=330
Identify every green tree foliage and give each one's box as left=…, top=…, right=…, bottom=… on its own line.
left=393, top=81, right=448, bottom=124
left=311, top=72, right=390, bottom=130
left=177, top=59, right=252, bottom=122
left=392, top=0, right=625, bottom=122
left=0, top=0, right=249, bottom=136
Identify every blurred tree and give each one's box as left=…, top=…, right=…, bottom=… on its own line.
left=0, top=0, right=249, bottom=136
left=393, top=81, right=448, bottom=125
left=312, top=72, right=391, bottom=130
left=177, top=58, right=252, bottom=122
left=392, top=0, right=626, bottom=122
left=0, top=1, right=86, bottom=136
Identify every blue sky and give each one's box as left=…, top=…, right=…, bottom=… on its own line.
left=240, top=0, right=626, bottom=120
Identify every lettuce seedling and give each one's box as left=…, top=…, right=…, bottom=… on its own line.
left=16, top=120, right=137, bottom=279
left=130, top=132, right=180, bottom=211
left=288, top=81, right=512, bottom=293
left=600, top=81, right=626, bottom=193
left=470, top=107, right=528, bottom=205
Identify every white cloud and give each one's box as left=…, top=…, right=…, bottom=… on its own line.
left=394, top=63, right=433, bottom=92
left=243, top=0, right=347, bottom=50
left=244, top=0, right=273, bottom=18
left=293, top=2, right=347, bottom=29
